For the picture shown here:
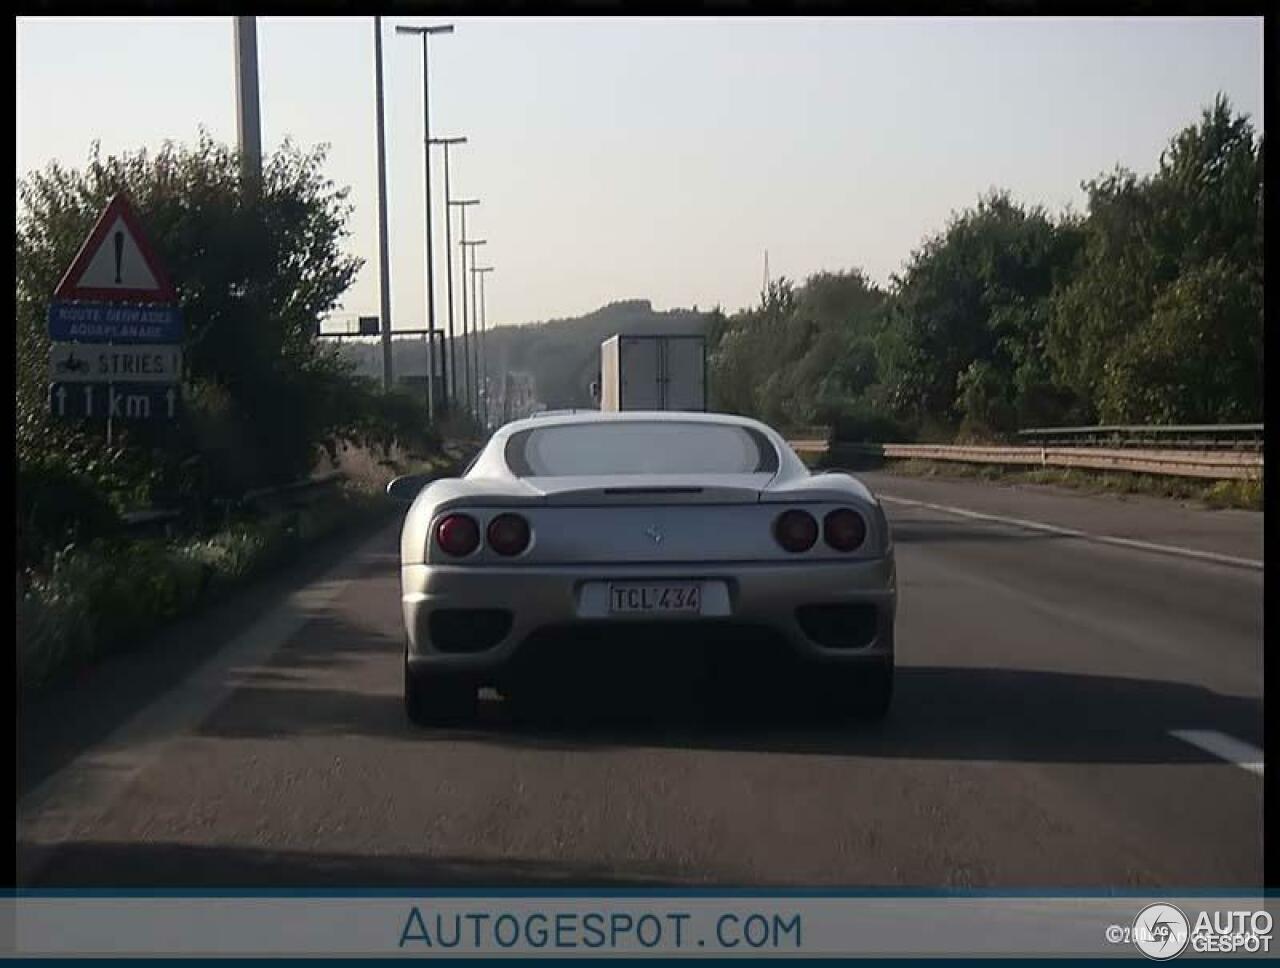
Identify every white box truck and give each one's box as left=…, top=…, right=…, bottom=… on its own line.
left=597, top=334, right=706, bottom=411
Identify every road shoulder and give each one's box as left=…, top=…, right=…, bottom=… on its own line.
left=854, top=469, right=1263, bottom=564
left=17, top=514, right=402, bottom=800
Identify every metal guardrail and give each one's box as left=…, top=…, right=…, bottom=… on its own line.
left=120, top=509, right=182, bottom=527
left=788, top=439, right=829, bottom=453
left=120, top=508, right=183, bottom=538
left=807, top=442, right=1264, bottom=481
left=1017, top=424, right=1263, bottom=451
left=122, top=472, right=346, bottom=535
left=241, top=471, right=344, bottom=510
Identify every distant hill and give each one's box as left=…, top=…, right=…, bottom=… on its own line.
left=483, top=299, right=711, bottom=409
left=331, top=299, right=713, bottom=411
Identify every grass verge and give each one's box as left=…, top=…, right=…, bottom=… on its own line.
left=16, top=446, right=468, bottom=695
left=877, top=458, right=1263, bottom=511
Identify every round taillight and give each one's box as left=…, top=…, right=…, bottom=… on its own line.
left=487, top=513, right=531, bottom=557
left=774, top=509, right=818, bottom=553
left=435, top=513, right=480, bottom=557
left=824, top=508, right=867, bottom=552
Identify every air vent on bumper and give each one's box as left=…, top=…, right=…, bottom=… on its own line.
left=429, top=609, right=514, bottom=653
left=795, top=604, right=880, bottom=649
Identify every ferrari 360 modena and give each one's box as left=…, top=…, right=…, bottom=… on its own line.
left=388, top=410, right=896, bottom=725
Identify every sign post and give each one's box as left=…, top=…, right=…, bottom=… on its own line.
left=47, top=193, right=184, bottom=440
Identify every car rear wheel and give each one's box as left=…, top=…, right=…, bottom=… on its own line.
left=404, top=655, right=477, bottom=727
left=850, top=658, right=893, bottom=721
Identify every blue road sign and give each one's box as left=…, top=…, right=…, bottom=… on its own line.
left=48, top=382, right=181, bottom=420
left=48, top=302, right=183, bottom=344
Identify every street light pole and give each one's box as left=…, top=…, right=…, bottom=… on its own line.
left=234, top=17, right=262, bottom=186
left=473, top=265, right=494, bottom=428
left=431, top=137, right=467, bottom=412
left=461, top=239, right=487, bottom=419
left=396, top=23, right=453, bottom=421
left=373, top=17, right=394, bottom=391
left=450, top=199, right=479, bottom=415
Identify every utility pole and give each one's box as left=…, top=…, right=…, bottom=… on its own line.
left=373, top=17, right=394, bottom=391
left=461, top=239, right=487, bottom=420
left=473, top=265, right=494, bottom=428
left=234, top=17, right=262, bottom=185
left=431, top=137, right=467, bottom=411
left=396, top=23, right=454, bottom=421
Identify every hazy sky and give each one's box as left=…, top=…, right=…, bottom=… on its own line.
left=17, top=16, right=1264, bottom=332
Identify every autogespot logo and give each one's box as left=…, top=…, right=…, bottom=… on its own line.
left=1132, top=903, right=1190, bottom=960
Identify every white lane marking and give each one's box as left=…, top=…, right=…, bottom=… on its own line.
left=879, top=494, right=1263, bottom=571
left=1170, top=730, right=1264, bottom=777
left=17, top=523, right=397, bottom=869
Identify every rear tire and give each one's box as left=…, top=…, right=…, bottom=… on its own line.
left=404, top=655, right=477, bottom=727
left=850, top=658, right=893, bottom=721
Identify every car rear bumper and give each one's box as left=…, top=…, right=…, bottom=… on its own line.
left=402, top=556, right=896, bottom=680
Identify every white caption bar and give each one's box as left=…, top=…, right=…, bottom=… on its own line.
left=3, top=896, right=1273, bottom=958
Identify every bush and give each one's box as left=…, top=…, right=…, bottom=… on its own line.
left=955, top=360, right=1017, bottom=440
left=829, top=404, right=914, bottom=444
left=17, top=461, right=122, bottom=570
left=18, top=567, right=94, bottom=688
left=325, top=379, right=442, bottom=459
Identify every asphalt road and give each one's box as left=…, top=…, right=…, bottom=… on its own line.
left=17, top=473, right=1263, bottom=888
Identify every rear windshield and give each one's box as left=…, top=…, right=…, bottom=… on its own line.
left=504, top=422, right=779, bottom=477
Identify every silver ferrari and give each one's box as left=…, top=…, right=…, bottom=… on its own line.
left=388, top=410, right=896, bottom=725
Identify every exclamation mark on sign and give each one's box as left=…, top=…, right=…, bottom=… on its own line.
left=113, top=231, right=125, bottom=284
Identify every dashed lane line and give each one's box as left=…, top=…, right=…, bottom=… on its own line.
left=1169, top=730, right=1264, bottom=777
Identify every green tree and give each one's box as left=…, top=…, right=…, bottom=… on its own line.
left=17, top=133, right=366, bottom=510
left=1048, top=95, right=1263, bottom=423
left=707, top=272, right=887, bottom=430
left=876, top=191, right=1083, bottom=436
left=1101, top=256, right=1262, bottom=422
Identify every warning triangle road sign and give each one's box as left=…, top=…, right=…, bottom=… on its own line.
left=53, top=193, right=178, bottom=304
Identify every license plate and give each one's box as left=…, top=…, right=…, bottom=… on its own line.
left=608, top=582, right=702, bottom=615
